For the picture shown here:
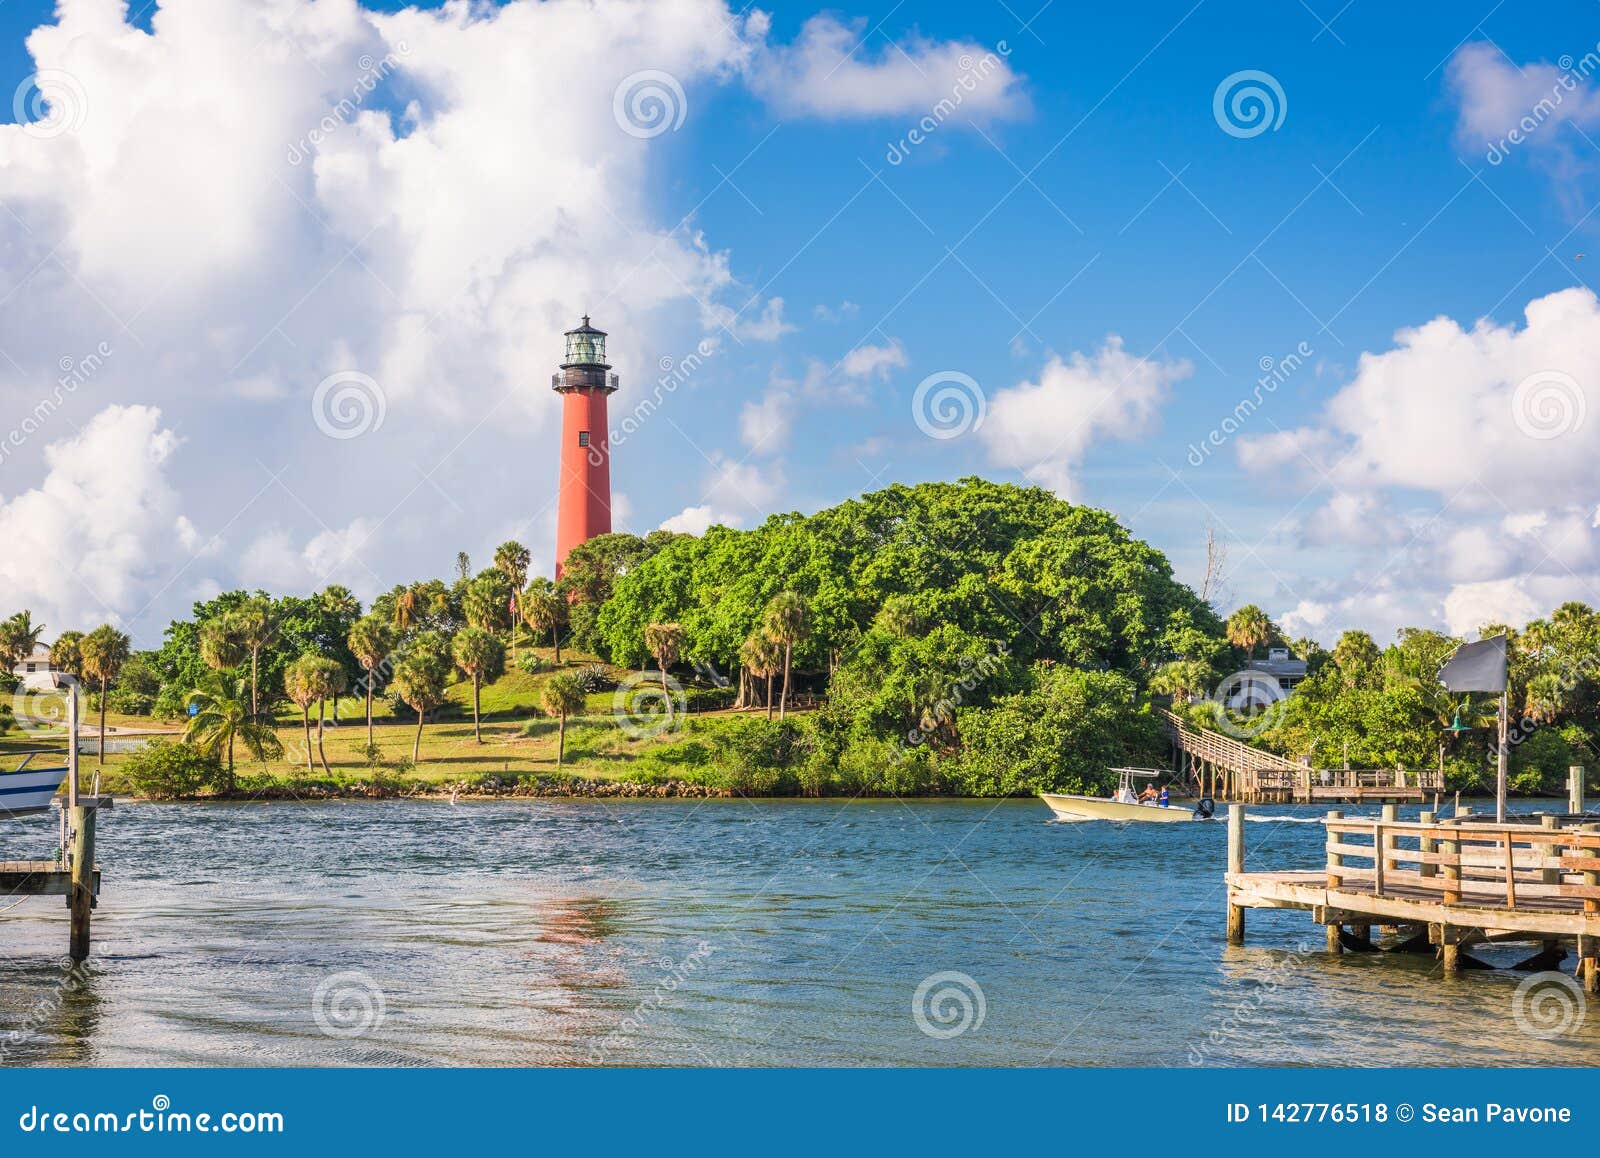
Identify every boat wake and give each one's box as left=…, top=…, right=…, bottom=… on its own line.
left=1243, top=814, right=1321, bottom=823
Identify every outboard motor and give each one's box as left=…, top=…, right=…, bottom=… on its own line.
left=1193, top=796, right=1216, bottom=820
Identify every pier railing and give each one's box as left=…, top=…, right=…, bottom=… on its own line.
left=1324, top=817, right=1600, bottom=912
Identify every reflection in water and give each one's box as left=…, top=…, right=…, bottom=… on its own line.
left=1, top=798, right=1595, bottom=1066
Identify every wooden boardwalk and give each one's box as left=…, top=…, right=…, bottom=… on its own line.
left=1160, top=709, right=1441, bottom=803
left=1226, top=805, right=1600, bottom=986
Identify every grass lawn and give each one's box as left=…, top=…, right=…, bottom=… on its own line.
left=3, top=646, right=755, bottom=797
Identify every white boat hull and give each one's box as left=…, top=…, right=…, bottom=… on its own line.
left=0, top=766, right=70, bottom=817
left=1040, top=792, right=1209, bottom=824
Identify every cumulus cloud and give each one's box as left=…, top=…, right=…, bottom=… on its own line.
left=1448, top=42, right=1600, bottom=156
left=0, top=0, right=1018, bottom=638
left=839, top=339, right=907, bottom=381
left=747, top=13, right=1025, bottom=122
left=0, top=405, right=185, bottom=629
left=979, top=337, right=1192, bottom=497
left=1241, top=288, right=1600, bottom=507
left=658, top=503, right=730, bottom=535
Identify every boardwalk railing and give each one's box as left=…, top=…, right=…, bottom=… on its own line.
left=1158, top=709, right=1299, bottom=773
left=1324, top=817, right=1600, bottom=912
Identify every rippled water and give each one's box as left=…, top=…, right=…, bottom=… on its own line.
left=1, top=798, right=1593, bottom=1067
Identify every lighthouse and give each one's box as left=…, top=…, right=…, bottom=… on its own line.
left=553, top=316, right=618, bottom=578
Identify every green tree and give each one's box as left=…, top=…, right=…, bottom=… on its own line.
left=763, top=591, right=810, bottom=720
left=541, top=673, right=587, bottom=767
left=0, top=611, right=46, bottom=671
left=392, top=637, right=451, bottom=763
left=283, top=655, right=322, bottom=773
left=80, top=625, right=131, bottom=767
left=643, top=622, right=685, bottom=692
left=463, top=569, right=513, bottom=633
left=520, top=580, right=567, bottom=663
left=198, top=617, right=245, bottom=671
left=1332, top=629, right=1380, bottom=683
left=49, top=630, right=84, bottom=680
left=229, top=596, right=279, bottom=723
left=183, top=672, right=282, bottom=783
left=739, top=630, right=782, bottom=719
left=1225, top=605, right=1273, bottom=661
left=347, top=615, right=396, bottom=749
left=453, top=627, right=506, bottom=742
left=494, top=541, right=531, bottom=660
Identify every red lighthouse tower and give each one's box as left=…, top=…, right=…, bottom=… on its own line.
left=553, top=316, right=618, bottom=578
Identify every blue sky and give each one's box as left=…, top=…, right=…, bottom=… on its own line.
left=0, top=0, right=1597, bottom=646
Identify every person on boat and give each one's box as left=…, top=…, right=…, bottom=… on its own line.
left=1139, top=784, right=1159, bottom=803
left=1159, top=786, right=1170, bottom=808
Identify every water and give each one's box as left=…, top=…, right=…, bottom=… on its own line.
left=1, top=798, right=1593, bottom=1067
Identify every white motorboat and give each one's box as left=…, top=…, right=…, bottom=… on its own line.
left=0, top=751, right=71, bottom=817
left=1040, top=767, right=1215, bottom=824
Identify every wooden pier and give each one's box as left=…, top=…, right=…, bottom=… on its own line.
left=1226, top=800, right=1600, bottom=989
left=1161, top=709, right=1443, bottom=803
left=3, top=689, right=106, bottom=961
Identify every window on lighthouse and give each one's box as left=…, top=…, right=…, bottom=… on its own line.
left=578, top=431, right=590, bottom=447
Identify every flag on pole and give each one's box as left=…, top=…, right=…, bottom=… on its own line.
left=1438, top=634, right=1508, bottom=693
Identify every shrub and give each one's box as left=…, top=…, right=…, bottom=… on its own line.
left=573, top=663, right=616, bottom=693
left=120, top=740, right=222, bottom=800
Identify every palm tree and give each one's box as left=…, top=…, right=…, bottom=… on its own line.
left=308, top=657, right=347, bottom=773
left=1149, top=659, right=1212, bottom=704
left=392, top=584, right=422, bottom=632
left=79, top=625, right=130, bottom=767
left=494, top=541, right=531, bottom=660
left=463, top=571, right=512, bottom=633
left=184, top=672, right=282, bottom=785
left=542, top=673, right=587, bottom=767
left=520, top=581, right=566, bottom=663
left=347, top=615, right=396, bottom=749
left=283, top=656, right=321, bottom=773
left=198, top=617, right=244, bottom=671
left=229, top=597, right=279, bottom=723
left=1225, top=604, right=1273, bottom=661
left=739, top=630, right=783, bottom=719
left=49, top=630, right=84, bottom=680
left=0, top=611, right=46, bottom=672
left=392, top=646, right=449, bottom=763
left=453, top=627, right=505, bottom=742
left=643, top=622, right=684, bottom=692
left=763, top=591, right=811, bottom=720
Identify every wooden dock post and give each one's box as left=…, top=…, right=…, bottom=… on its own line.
left=1570, top=765, right=1586, bottom=816
left=67, top=803, right=95, bottom=962
left=1582, top=823, right=1599, bottom=993
left=1226, top=803, right=1245, bottom=945
left=1324, top=809, right=1343, bottom=953
left=1419, top=809, right=1436, bottom=879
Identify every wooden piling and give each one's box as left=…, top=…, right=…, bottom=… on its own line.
left=1226, top=804, right=1245, bottom=945
left=68, top=804, right=95, bottom=962
left=1418, top=809, right=1436, bottom=879
left=1582, top=823, right=1599, bottom=992
left=1570, top=765, right=1587, bottom=816
left=1324, top=809, right=1343, bottom=953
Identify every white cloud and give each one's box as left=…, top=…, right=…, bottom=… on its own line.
left=747, top=14, right=1025, bottom=123
left=0, top=404, right=185, bottom=630
left=979, top=337, right=1192, bottom=497
left=739, top=387, right=794, bottom=454
left=839, top=339, right=907, bottom=381
left=1442, top=578, right=1546, bottom=637
left=1448, top=43, right=1600, bottom=155
left=659, top=503, right=735, bottom=535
